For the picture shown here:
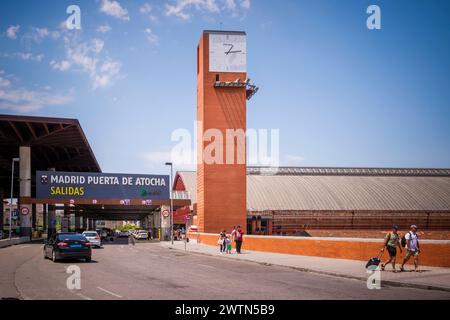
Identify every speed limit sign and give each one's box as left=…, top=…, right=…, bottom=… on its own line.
left=20, top=207, right=30, bottom=216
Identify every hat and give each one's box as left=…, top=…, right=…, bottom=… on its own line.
left=392, top=225, right=398, bottom=230
left=410, top=224, right=418, bottom=229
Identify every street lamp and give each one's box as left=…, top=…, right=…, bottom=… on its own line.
left=165, top=162, right=174, bottom=245
left=9, top=157, right=20, bottom=240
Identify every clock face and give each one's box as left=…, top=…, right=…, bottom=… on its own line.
left=209, top=33, right=246, bottom=73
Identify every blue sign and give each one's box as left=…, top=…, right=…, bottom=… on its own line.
left=36, top=171, right=170, bottom=200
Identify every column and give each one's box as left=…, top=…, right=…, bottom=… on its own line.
left=82, top=215, right=87, bottom=230
left=19, top=146, right=32, bottom=238
left=0, top=187, right=4, bottom=235
left=75, top=215, right=81, bottom=231
left=47, top=168, right=56, bottom=239
left=43, top=204, right=47, bottom=231
left=61, top=206, right=70, bottom=233
left=160, top=205, right=171, bottom=241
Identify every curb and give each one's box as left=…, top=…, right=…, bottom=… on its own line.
left=162, top=243, right=450, bottom=293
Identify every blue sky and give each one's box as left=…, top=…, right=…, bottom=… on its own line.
left=0, top=0, right=449, bottom=174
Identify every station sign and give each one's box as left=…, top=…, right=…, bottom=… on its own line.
left=36, top=171, right=170, bottom=201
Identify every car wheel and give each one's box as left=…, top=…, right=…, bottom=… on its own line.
left=51, top=250, right=58, bottom=262
left=85, top=257, right=91, bottom=262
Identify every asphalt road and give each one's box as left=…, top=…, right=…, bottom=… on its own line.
left=1, top=240, right=450, bottom=300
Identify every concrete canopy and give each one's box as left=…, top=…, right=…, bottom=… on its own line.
left=0, top=114, right=100, bottom=196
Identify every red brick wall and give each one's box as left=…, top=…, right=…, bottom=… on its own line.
left=197, top=31, right=247, bottom=233
left=189, top=233, right=450, bottom=268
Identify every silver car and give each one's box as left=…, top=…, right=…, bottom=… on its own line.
left=82, top=231, right=102, bottom=248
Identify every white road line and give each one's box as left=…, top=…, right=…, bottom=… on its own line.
left=198, top=264, right=217, bottom=269
left=76, top=293, right=92, bottom=300
left=18, top=245, right=31, bottom=249
left=97, top=286, right=123, bottom=298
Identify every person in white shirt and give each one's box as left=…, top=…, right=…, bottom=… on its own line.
left=400, top=225, right=421, bottom=272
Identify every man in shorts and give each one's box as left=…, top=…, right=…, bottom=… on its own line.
left=380, top=225, right=402, bottom=272
left=400, top=225, right=421, bottom=272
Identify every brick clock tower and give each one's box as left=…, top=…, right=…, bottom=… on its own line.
left=196, top=30, right=257, bottom=234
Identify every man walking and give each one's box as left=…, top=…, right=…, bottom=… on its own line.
left=400, top=225, right=420, bottom=272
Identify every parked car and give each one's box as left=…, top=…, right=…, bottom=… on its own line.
left=134, top=230, right=149, bottom=240
left=118, top=230, right=129, bottom=237
left=44, top=233, right=92, bottom=262
left=82, top=231, right=102, bottom=248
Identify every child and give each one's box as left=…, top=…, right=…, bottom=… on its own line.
left=226, top=236, right=232, bottom=254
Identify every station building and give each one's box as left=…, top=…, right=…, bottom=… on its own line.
left=173, top=167, right=450, bottom=235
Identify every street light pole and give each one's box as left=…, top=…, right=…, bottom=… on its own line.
left=9, top=157, right=20, bottom=240
left=165, top=162, right=174, bottom=245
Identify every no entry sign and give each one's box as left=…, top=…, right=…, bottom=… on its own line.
left=21, top=207, right=30, bottom=215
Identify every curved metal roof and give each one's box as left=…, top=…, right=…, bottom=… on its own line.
left=247, top=175, right=450, bottom=211
left=177, top=167, right=450, bottom=212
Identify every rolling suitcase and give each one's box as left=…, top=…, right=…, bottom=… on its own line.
left=366, top=251, right=383, bottom=270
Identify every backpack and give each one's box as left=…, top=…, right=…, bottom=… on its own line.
left=401, top=231, right=416, bottom=248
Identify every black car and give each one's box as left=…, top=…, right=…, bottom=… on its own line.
left=44, top=233, right=92, bottom=262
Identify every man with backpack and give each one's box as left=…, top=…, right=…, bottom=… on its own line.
left=400, top=225, right=421, bottom=272
left=380, top=225, right=402, bottom=272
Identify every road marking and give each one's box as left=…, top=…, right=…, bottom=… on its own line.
left=97, top=286, right=123, bottom=298
left=76, top=293, right=92, bottom=300
left=18, top=245, right=31, bottom=249
left=198, top=264, right=217, bottom=270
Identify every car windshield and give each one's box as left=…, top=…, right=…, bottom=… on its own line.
left=83, top=233, right=97, bottom=237
left=57, top=234, right=87, bottom=241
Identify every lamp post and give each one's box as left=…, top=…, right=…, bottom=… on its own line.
left=9, top=157, right=20, bottom=240
left=165, top=162, right=174, bottom=245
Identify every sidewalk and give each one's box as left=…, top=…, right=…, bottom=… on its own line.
left=160, top=240, right=450, bottom=292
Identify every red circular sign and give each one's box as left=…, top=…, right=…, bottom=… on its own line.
left=162, top=210, right=170, bottom=218
left=20, top=207, right=30, bottom=216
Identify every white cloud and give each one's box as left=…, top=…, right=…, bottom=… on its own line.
left=140, top=3, right=158, bottom=22
left=144, top=28, right=159, bottom=45
left=0, top=77, right=11, bottom=87
left=165, top=0, right=220, bottom=20
left=96, top=24, right=112, bottom=33
left=0, top=71, right=73, bottom=113
left=23, top=27, right=60, bottom=43
left=224, top=0, right=236, bottom=10
left=51, top=34, right=122, bottom=90
left=5, top=25, right=20, bottom=39
left=1, top=52, right=44, bottom=62
left=50, top=60, right=71, bottom=71
left=100, top=0, right=130, bottom=21
left=165, top=0, right=250, bottom=20
left=140, top=3, right=152, bottom=14
left=240, top=0, right=250, bottom=9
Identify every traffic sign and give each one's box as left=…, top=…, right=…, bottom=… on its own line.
left=162, top=210, right=170, bottom=218
left=20, top=207, right=30, bottom=216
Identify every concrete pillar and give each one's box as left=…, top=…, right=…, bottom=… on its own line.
left=160, top=205, right=171, bottom=241
left=43, top=204, right=47, bottom=231
left=19, top=146, right=32, bottom=238
left=61, top=206, right=70, bottom=233
left=75, top=215, right=81, bottom=231
left=82, top=216, right=87, bottom=230
left=0, top=187, right=4, bottom=234
left=47, top=168, right=56, bottom=239
left=32, top=203, right=37, bottom=231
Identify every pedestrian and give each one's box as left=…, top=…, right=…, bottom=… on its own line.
left=235, top=225, right=244, bottom=254
left=400, top=225, right=421, bottom=272
left=226, top=236, right=232, bottom=254
left=380, top=225, right=402, bottom=272
left=218, top=230, right=226, bottom=254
